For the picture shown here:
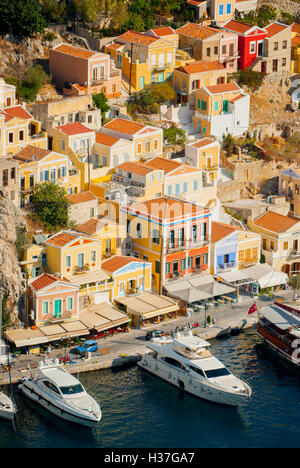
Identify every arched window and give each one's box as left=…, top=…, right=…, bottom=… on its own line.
left=137, top=223, right=142, bottom=238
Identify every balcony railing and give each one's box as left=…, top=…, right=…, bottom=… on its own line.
left=166, top=238, right=209, bottom=253
left=216, top=262, right=237, bottom=274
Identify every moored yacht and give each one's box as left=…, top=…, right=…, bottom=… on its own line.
left=18, top=359, right=101, bottom=427
left=0, top=392, right=17, bottom=421
left=139, top=333, right=252, bottom=406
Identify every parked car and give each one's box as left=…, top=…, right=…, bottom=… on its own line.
left=145, top=330, right=168, bottom=341
left=76, top=340, right=98, bottom=355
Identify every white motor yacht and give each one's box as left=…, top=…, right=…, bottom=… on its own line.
left=138, top=332, right=252, bottom=406
left=18, top=359, right=101, bottom=427
left=0, top=392, right=17, bottom=421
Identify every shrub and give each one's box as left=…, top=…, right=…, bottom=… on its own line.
left=30, top=183, right=71, bottom=231
left=92, top=92, right=110, bottom=122
left=229, top=69, right=264, bottom=91
left=15, top=226, right=30, bottom=260
left=151, top=82, right=177, bottom=103
left=163, top=126, right=187, bottom=145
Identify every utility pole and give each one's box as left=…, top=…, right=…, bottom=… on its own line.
left=129, top=42, right=133, bottom=96
left=24, top=271, right=29, bottom=329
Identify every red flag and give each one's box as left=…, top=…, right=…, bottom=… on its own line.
left=248, top=303, right=258, bottom=315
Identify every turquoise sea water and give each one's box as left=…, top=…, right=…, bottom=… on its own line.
left=1, top=328, right=300, bottom=448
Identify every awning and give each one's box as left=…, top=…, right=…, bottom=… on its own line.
left=115, top=292, right=179, bottom=320
left=5, top=328, right=49, bottom=348
left=79, top=302, right=130, bottom=330
left=217, top=269, right=255, bottom=286
left=165, top=273, right=236, bottom=304
left=241, top=264, right=288, bottom=288
left=64, top=269, right=109, bottom=285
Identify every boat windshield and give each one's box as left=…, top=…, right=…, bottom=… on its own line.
left=59, top=384, right=84, bottom=395
left=205, top=368, right=231, bottom=378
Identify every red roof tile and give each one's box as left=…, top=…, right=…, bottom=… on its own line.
left=176, top=23, right=218, bottom=40
left=31, top=273, right=58, bottom=291
left=2, top=105, right=32, bottom=123
left=54, top=44, right=97, bottom=59
left=211, top=221, right=242, bottom=243
left=67, top=191, right=97, bottom=204
left=118, top=30, right=159, bottom=45
left=57, top=122, right=94, bottom=136
left=102, top=255, right=146, bottom=273
left=95, top=132, right=120, bottom=146
left=13, top=145, right=51, bottom=163
left=265, top=22, right=289, bottom=38
left=175, top=60, right=225, bottom=75
left=205, top=82, right=240, bottom=94
left=103, top=118, right=146, bottom=135
left=254, top=211, right=299, bottom=233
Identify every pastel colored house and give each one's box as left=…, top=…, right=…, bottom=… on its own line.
left=121, top=197, right=211, bottom=292
left=101, top=255, right=152, bottom=301
left=101, top=118, right=163, bottom=160
left=186, top=0, right=236, bottom=23
left=49, top=43, right=121, bottom=99
left=251, top=22, right=291, bottom=75
left=44, top=231, right=110, bottom=305
left=210, top=221, right=261, bottom=275
left=22, top=243, right=47, bottom=279
left=105, top=30, right=177, bottom=92
left=76, top=218, right=127, bottom=259
left=291, top=23, right=300, bottom=74
left=92, top=131, right=134, bottom=176
left=222, top=20, right=267, bottom=70
left=248, top=211, right=300, bottom=277
left=193, top=82, right=250, bottom=139
left=172, top=60, right=228, bottom=104
left=51, top=122, right=95, bottom=164
left=13, top=145, right=81, bottom=207
left=0, top=78, right=16, bottom=108
left=67, top=191, right=98, bottom=225
left=144, top=156, right=204, bottom=203
left=0, top=105, right=47, bottom=157
left=175, top=23, right=239, bottom=71
left=114, top=161, right=164, bottom=201
left=29, top=273, right=80, bottom=326
left=184, top=137, right=220, bottom=184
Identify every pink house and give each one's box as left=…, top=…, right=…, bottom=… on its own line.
left=49, top=43, right=122, bottom=99
left=30, top=273, right=80, bottom=326
left=219, top=30, right=239, bottom=72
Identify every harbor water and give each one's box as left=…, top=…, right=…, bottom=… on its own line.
left=1, top=328, right=300, bottom=448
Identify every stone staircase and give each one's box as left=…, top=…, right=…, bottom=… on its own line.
left=219, top=167, right=232, bottom=183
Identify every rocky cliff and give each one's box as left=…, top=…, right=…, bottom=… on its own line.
left=0, top=196, right=26, bottom=325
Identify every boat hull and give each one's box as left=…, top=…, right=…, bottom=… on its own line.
left=18, top=381, right=101, bottom=428
left=0, top=408, right=15, bottom=421
left=138, top=355, right=251, bottom=407
left=257, top=329, right=300, bottom=368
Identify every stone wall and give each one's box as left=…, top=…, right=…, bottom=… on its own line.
left=258, top=0, right=300, bottom=18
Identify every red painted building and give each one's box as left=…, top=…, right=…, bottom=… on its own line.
left=222, top=19, right=267, bottom=70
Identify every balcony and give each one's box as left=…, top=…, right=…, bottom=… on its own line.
left=287, top=249, right=300, bottom=260
left=151, top=62, right=172, bottom=72
left=216, top=262, right=237, bottom=274
left=167, top=242, right=186, bottom=254
left=73, top=264, right=90, bottom=275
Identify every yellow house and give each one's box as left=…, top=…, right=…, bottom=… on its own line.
left=12, top=145, right=81, bottom=207
left=291, top=23, right=300, bottom=74
left=21, top=243, right=47, bottom=279
left=0, top=105, right=47, bottom=157
left=184, top=137, right=220, bottom=185
left=0, top=78, right=16, bottom=108
left=101, top=255, right=152, bottom=302
left=105, top=30, right=177, bottom=92
left=248, top=211, right=300, bottom=276
left=101, top=118, right=163, bottom=161
left=44, top=230, right=110, bottom=304
left=279, top=167, right=300, bottom=216
left=75, top=218, right=127, bottom=259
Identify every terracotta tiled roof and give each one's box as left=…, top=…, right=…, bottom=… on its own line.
left=253, top=211, right=299, bottom=233
left=144, top=157, right=200, bottom=175
left=67, top=191, right=97, bottom=204
left=53, top=43, right=97, bottom=59
left=187, top=0, right=206, bottom=5
left=57, top=122, right=94, bottom=136
left=149, top=27, right=175, bottom=37
left=176, top=23, right=219, bottom=40
left=175, top=60, right=225, bottom=75
left=292, top=36, right=300, bottom=46
left=192, top=138, right=217, bottom=148
left=118, top=30, right=159, bottom=45
left=95, top=132, right=120, bottom=146
left=211, top=221, right=242, bottom=243
left=46, top=231, right=79, bottom=247
left=1, top=105, right=32, bottom=122
left=102, top=255, right=146, bottom=273
left=30, top=273, right=58, bottom=291
left=265, top=22, right=289, bottom=38
left=128, top=197, right=208, bottom=221
left=76, top=218, right=116, bottom=235
left=13, top=145, right=51, bottom=163
left=116, top=161, right=154, bottom=176
left=103, top=118, right=146, bottom=135
left=106, top=41, right=124, bottom=50
left=292, top=23, right=300, bottom=34
left=205, top=82, right=240, bottom=95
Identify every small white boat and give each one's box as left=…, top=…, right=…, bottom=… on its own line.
left=0, top=392, right=16, bottom=421
left=139, top=332, right=252, bottom=406
left=18, top=359, right=101, bottom=427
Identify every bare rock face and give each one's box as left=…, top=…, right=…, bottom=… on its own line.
left=0, top=197, right=26, bottom=325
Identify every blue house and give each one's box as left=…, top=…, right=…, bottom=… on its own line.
left=211, top=222, right=240, bottom=274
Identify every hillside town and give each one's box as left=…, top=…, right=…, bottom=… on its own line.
left=1, top=0, right=300, bottom=445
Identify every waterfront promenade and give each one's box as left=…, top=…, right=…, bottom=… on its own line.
left=0, top=289, right=295, bottom=386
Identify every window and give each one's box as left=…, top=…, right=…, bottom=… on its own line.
left=183, top=182, right=187, bottom=193
left=226, top=3, right=231, bottom=14
left=151, top=54, right=156, bottom=65
left=8, top=132, right=13, bottom=143
left=155, top=260, right=160, bottom=274
left=181, top=258, right=186, bottom=270
left=201, top=100, right=207, bottom=111
left=42, top=301, right=49, bottom=316
left=29, top=175, right=34, bottom=188
left=166, top=262, right=170, bottom=275
left=149, top=174, right=154, bottom=182
left=205, top=368, right=231, bottom=378
left=168, top=185, right=172, bottom=196
left=136, top=223, right=142, bottom=238
left=193, top=180, right=198, bottom=191
left=282, top=58, right=286, bottom=67
left=239, top=250, right=244, bottom=260
left=250, top=42, right=256, bottom=54
left=90, top=208, right=95, bottom=218
left=219, top=4, right=224, bottom=15
left=188, top=257, right=193, bottom=269
left=203, top=253, right=208, bottom=265
left=214, top=101, right=219, bottom=111
left=19, top=130, right=24, bottom=141
left=137, top=144, right=142, bottom=154
left=67, top=297, right=73, bottom=311
left=152, top=229, right=160, bottom=245
left=274, top=42, right=278, bottom=51
left=61, top=140, right=65, bottom=151
left=283, top=241, right=288, bottom=250
left=59, top=384, right=84, bottom=395
left=214, top=46, right=218, bottom=55
left=206, top=48, right=211, bottom=57
left=91, top=251, right=96, bottom=263
left=283, top=40, right=287, bottom=49
left=190, top=366, right=205, bottom=377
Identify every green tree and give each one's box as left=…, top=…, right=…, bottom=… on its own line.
left=92, top=92, right=110, bottom=122
left=40, top=0, right=67, bottom=23
left=30, top=183, right=71, bottom=231
left=0, top=0, right=46, bottom=37
left=20, top=65, right=51, bottom=102
left=151, top=82, right=177, bottom=103
left=163, top=126, right=187, bottom=145
left=15, top=226, right=30, bottom=261
left=229, top=69, right=264, bottom=91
